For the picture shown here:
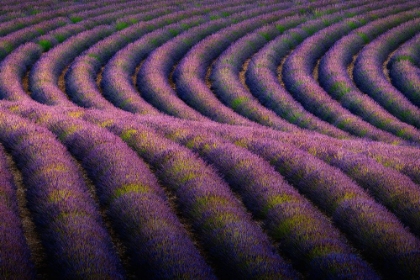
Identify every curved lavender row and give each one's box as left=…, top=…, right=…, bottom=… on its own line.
left=319, top=7, right=420, bottom=143
left=174, top=5, right=304, bottom=132
left=210, top=11, right=351, bottom=138
left=228, top=137, right=420, bottom=278
left=70, top=12, right=205, bottom=112
left=353, top=17, right=420, bottom=129
left=282, top=4, right=413, bottom=143
left=17, top=108, right=215, bottom=279
left=83, top=111, right=300, bottom=280
left=220, top=120, right=420, bottom=187
left=73, top=3, right=174, bottom=27
left=0, top=17, right=68, bottom=60
left=35, top=4, right=173, bottom=52
left=389, top=32, right=420, bottom=107
left=0, top=2, right=88, bottom=37
left=0, top=43, right=42, bottom=101
left=101, top=18, right=203, bottom=114
left=137, top=1, right=281, bottom=124
left=68, top=0, right=157, bottom=22
left=150, top=121, right=378, bottom=279
left=0, top=144, right=36, bottom=279
left=0, top=0, right=126, bottom=16
left=101, top=0, right=251, bottom=114
left=29, top=25, right=114, bottom=106
left=245, top=1, right=386, bottom=139
left=0, top=0, right=56, bottom=14
left=115, top=0, right=219, bottom=24
left=150, top=114, right=420, bottom=188
left=35, top=20, right=98, bottom=52
left=200, top=122, right=420, bottom=236
left=0, top=109, right=125, bottom=279
left=185, top=0, right=360, bottom=135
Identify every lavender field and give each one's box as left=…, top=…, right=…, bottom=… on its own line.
left=0, top=0, right=420, bottom=279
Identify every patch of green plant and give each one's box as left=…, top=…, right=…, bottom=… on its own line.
left=120, top=128, right=137, bottom=141
left=28, top=9, right=40, bottom=15
left=231, top=96, right=248, bottom=110
left=54, top=33, right=66, bottom=43
left=331, top=81, right=351, bottom=98
left=396, top=55, right=415, bottom=63
left=290, top=32, right=303, bottom=43
left=180, top=22, right=190, bottom=29
left=259, top=32, right=271, bottom=41
left=209, top=15, right=219, bottom=20
left=70, top=16, right=83, bottom=23
left=303, top=25, right=317, bottom=35
left=36, top=28, right=44, bottom=35
left=275, top=24, right=285, bottom=33
left=1, top=41, right=13, bottom=53
left=113, top=184, right=149, bottom=201
left=88, top=53, right=100, bottom=61
left=347, top=21, right=358, bottom=30
left=168, top=28, right=179, bottom=36
left=357, top=32, right=369, bottom=44
left=116, top=21, right=129, bottom=31
left=221, top=11, right=230, bottom=17
left=38, top=39, right=52, bottom=51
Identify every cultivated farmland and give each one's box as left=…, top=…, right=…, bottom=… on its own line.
left=0, top=0, right=420, bottom=279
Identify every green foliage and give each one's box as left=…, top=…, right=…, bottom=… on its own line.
left=275, top=24, right=285, bottom=33
left=28, top=8, right=40, bottom=15
left=180, top=22, right=190, bottom=29
left=168, top=28, right=179, bottom=36
left=88, top=53, right=100, bottom=61
left=303, top=25, right=317, bottom=35
left=121, top=129, right=137, bottom=141
left=231, top=97, right=248, bottom=110
left=347, top=21, right=358, bottom=30
left=38, top=39, right=52, bottom=51
left=259, top=32, right=271, bottom=41
left=54, top=33, right=66, bottom=43
left=331, top=81, right=351, bottom=98
left=70, top=16, right=83, bottom=23
left=113, top=184, right=149, bottom=201
left=221, top=11, right=230, bottom=17
left=357, top=32, right=369, bottom=44
left=116, top=21, right=129, bottom=31
left=395, top=55, right=415, bottom=63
